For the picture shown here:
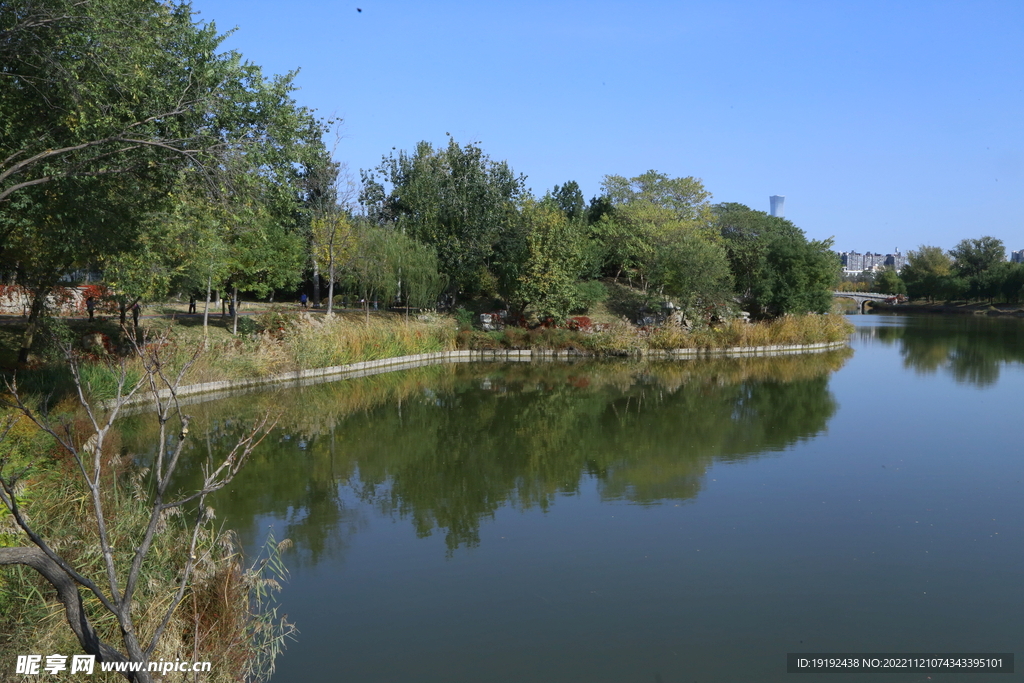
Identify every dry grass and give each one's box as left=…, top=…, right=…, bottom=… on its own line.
left=103, top=312, right=458, bottom=388
left=0, top=405, right=292, bottom=682
left=3, top=309, right=850, bottom=405
left=647, top=313, right=854, bottom=350
left=459, top=313, right=853, bottom=355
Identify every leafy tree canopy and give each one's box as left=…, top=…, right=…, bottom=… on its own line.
left=873, top=267, right=906, bottom=295
left=949, top=236, right=1005, bottom=279
left=360, top=137, right=526, bottom=296
left=590, top=171, right=716, bottom=289
left=713, top=203, right=838, bottom=317
left=601, top=170, right=714, bottom=227
left=502, top=200, right=588, bottom=321
left=901, top=245, right=953, bottom=302
left=1, top=0, right=328, bottom=355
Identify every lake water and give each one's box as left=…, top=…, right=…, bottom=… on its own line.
left=182, top=314, right=1023, bottom=682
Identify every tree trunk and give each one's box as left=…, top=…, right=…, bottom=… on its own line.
left=202, top=273, right=212, bottom=342
left=0, top=547, right=144, bottom=681
left=312, top=258, right=321, bottom=308
left=17, top=288, right=49, bottom=364
left=231, top=286, right=239, bottom=335
left=326, top=260, right=335, bottom=315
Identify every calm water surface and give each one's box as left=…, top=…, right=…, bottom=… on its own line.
left=183, top=314, right=1023, bottom=682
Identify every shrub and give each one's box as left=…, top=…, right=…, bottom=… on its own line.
left=454, top=307, right=474, bottom=331
left=572, top=280, right=609, bottom=312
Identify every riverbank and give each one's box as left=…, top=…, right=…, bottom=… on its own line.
left=868, top=301, right=1024, bottom=316
left=119, top=340, right=851, bottom=410
left=2, top=312, right=853, bottom=404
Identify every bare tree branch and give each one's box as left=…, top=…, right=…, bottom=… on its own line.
left=0, top=336, right=276, bottom=681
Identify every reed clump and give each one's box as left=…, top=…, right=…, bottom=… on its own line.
left=459, top=313, right=852, bottom=354
left=288, top=314, right=455, bottom=369
left=648, top=313, right=853, bottom=350
left=94, top=313, right=458, bottom=388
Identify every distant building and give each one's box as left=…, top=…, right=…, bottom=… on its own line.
left=840, top=251, right=865, bottom=273
left=838, top=249, right=906, bottom=275
left=885, top=251, right=907, bottom=271
left=769, top=195, right=785, bottom=218
left=1012, top=249, right=1024, bottom=264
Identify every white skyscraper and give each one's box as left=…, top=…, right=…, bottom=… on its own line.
left=769, top=195, right=785, bottom=218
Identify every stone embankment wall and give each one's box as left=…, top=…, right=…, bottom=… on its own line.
left=120, top=340, right=849, bottom=410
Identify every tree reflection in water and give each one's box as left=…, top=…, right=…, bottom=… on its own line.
left=122, top=351, right=850, bottom=559
left=861, top=314, right=1024, bottom=387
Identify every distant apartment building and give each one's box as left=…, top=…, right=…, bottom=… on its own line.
left=885, top=251, right=907, bottom=271
left=769, top=195, right=785, bottom=218
left=841, top=251, right=865, bottom=272
left=838, top=249, right=906, bottom=275
left=1012, top=249, right=1024, bottom=264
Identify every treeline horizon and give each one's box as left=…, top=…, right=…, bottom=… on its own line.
left=840, top=237, right=1024, bottom=304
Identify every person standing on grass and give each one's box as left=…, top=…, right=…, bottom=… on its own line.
left=188, top=294, right=197, bottom=314
left=300, top=292, right=308, bottom=309
left=131, top=301, right=141, bottom=329
left=86, top=296, right=95, bottom=321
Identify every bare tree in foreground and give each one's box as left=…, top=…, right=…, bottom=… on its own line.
left=0, top=335, right=282, bottom=682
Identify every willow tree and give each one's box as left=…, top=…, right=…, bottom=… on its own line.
left=342, top=225, right=445, bottom=321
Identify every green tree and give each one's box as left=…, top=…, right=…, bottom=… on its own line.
left=648, top=230, right=734, bottom=319
left=503, top=201, right=588, bottom=322
left=311, top=211, right=358, bottom=314
left=1, top=0, right=223, bottom=205
left=949, top=236, right=1005, bottom=279
left=900, top=245, right=953, bottom=302
left=340, top=224, right=444, bottom=319
left=360, top=137, right=525, bottom=297
left=996, top=262, right=1024, bottom=303
left=550, top=181, right=585, bottom=220
left=594, top=171, right=716, bottom=290
left=714, top=203, right=838, bottom=317
left=873, top=267, right=906, bottom=295
left=969, top=261, right=1024, bottom=303
left=1, top=0, right=327, bottom=357
left=601, top=170, right=714, bottom=227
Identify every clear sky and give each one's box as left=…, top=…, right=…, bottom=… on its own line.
left=192, top=0, right=1023, bottom=253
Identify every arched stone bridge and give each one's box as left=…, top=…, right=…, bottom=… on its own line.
left=832, top=291, right=897, bottom=313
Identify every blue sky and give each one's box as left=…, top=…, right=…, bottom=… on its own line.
left=194, top=0, right=1023, bottom=253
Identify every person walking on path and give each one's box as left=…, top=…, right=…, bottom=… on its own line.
left=131, top=301, right=141, bottom=330
left=300, top=292, right=308, bottom=309
left=86, top=296, right=96, bottom=322
left=188, top=294, right=197, bottom=314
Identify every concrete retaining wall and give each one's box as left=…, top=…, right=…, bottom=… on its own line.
left=118, top=340, right=849, bottom=409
